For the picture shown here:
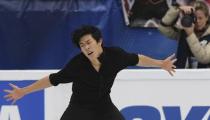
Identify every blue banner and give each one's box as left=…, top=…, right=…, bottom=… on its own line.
left=0, top=0, right=176, bottom=69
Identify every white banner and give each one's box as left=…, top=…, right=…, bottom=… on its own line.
left=1, top=69, right=210, bottom=120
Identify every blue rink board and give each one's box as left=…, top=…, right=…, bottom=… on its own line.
left=0, top=80, right=44, bottom=120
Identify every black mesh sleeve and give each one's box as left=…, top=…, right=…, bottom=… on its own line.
left=114, top=47, right=139, bottom=68
left=49, top=57, right=78, bottom=86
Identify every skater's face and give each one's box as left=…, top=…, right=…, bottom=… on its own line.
left=79, top=34, right=103, bottom=61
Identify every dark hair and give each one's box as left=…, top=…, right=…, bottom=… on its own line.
left=72, top=25, right=102, bottom=48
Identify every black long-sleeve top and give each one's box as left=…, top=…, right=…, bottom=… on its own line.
left=49, top=47, right=138, bottom=108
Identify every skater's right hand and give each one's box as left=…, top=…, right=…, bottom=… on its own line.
left=4, top=83, right=25, bottom=104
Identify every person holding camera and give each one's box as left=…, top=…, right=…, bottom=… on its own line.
left=159, top=1, right=210, bottom=68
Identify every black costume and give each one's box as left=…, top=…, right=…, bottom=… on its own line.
left=49, top=47, right=139, bottom=120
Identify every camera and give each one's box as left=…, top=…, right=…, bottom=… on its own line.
left=171, top=0, right=196, bottom=27
left=180, top=9, right=196, bottom=27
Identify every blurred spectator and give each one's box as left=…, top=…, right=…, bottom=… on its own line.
left=158, top=0, right=210, bottom=68
left=122, top=0, right=169, bottom=27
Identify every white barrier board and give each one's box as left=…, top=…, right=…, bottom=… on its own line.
left=0, top=69, right=210, bottom=120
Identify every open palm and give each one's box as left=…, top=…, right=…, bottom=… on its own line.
left=161, top=54, right=177, bottom=76
left=4, top=83, right=25, bottom=104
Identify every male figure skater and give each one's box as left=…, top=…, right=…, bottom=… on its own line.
left=4, top=25, right=176, bottom=120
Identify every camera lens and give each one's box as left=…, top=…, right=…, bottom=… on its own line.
left=181, top=14, right=194, bottom=27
